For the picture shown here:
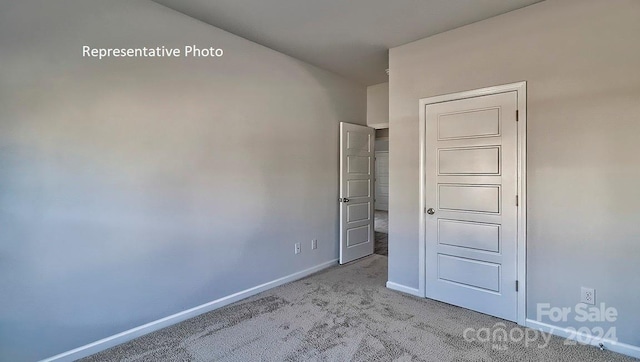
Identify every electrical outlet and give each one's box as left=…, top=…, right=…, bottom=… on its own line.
left=294, top=242, right=301, bottom=255
left=581, top=287, right=596, bottom=305
left=311, top=239, right=317, bottom=250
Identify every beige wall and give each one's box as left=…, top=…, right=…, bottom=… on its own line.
left=389, top=0, right=640, bottom=348
left=367, top=82, right=389, bottom=127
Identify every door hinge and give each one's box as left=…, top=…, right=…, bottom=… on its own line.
left=516, top=110, right=519, bottom=122
left=516, top=280, right=519, bottom=292
left=516, top=195, right=519, bottom=207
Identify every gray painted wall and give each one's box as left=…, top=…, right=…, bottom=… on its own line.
left=388, top=0, right=640, bottom=348
left=375, top=139, right=389, bottom=153
left=0, top=1, right=365, bottom=360
left=366, top=82, right=389, bottom=127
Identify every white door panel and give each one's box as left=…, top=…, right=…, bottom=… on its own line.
left=340, top=122, right=375, bottom=264
left=438, top=147, right=500, bottom=175
left=438, top=219, right=500, bottom=253
left=437, top=108, right=500, bottom=139
left=438, top=184, right=501, bottom=214
left=437, top=254, right=501, bottom=292
left=425, top=91, right=518, bottom=321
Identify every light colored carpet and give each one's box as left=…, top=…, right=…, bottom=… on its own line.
left=374, top=211, right=388, bottom=256
left=81, top=255, right=636, bottom=361
left=374, top=232, right=388, bottom=256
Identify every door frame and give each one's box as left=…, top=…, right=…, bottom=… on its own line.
left=418, top=81, right=527, bottom=325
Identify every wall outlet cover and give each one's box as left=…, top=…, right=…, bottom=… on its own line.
left=581, top=287, right=596, bottom=305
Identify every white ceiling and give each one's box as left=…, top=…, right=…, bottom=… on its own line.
left=153, top=0, right=544, bottom=85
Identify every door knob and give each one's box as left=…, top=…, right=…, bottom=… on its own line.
left=427, top=208, right=435, bottom=215
left=339, top=198, right=350, bottom=203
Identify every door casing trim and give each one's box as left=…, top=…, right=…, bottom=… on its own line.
left=418, top=81, right=527, bottom=325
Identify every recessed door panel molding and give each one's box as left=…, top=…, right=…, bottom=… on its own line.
left=438, top=219, right=500, bottom=253
left=347, top=156, right=371, bottom=174
left=347, top=179, right=370, bottom=198
left=347, top=203, right=370, bottom=223
left=438, top=107, right=500, bottom=140
left=438, top=184, right=500, bottom=214
left=420, top=82, right=526, bottom=324
left=438, top=254, right=501, bottom=293
left=346, top=225, right=370, bottom=247
left=347, top=132, right=371, bottom=152
left=438, top=146, right=500, bottom=175
left=340, top=122, right=375, bottom=264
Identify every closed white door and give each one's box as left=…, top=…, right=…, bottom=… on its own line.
left=425, top=92, right=518, bottom=321
left=340, top=122, right=375, bottom=264
left=375, top=152, right=389, bottom=211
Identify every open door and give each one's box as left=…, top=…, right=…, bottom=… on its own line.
left=339, top=122, right=375, bottom=264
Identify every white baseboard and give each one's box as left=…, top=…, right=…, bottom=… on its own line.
left=41, top=259, right=338, bottom=362
left=386, top=281, right=422, bottom=297
left=525, top=319, right=640, bottom=359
